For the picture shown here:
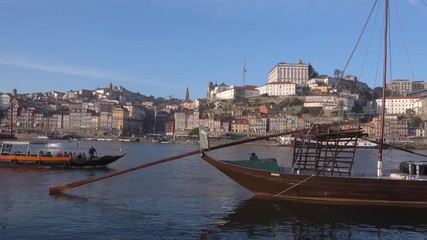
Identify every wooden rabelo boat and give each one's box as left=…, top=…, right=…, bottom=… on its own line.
left=0, top=141, right=125, bottom=167
left=199, top=125, right=427, bottom=207
left=198, top=0, right=427, bottom=208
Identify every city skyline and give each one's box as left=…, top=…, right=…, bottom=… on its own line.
left=0, top=0, right=426, bottom=99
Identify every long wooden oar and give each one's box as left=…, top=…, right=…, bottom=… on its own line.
left=48, top=149, right=200, bottom=193
left=48, top=126, right=326, bottom=194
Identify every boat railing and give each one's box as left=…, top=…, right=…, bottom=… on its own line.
left=291, top=127, right=365, bottom=177
left=407, top=162, right=427, bottom=176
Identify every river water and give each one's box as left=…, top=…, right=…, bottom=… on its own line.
left=1, top=140, right=427, bottom=239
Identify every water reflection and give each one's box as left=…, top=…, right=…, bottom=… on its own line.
left=206, top=197, right=427, bottom=239
left=49, top=192, right=89, bottom=204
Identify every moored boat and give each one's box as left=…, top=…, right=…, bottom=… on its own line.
left=196, top=0, right=427, bottom=208
left=276, top=136, right=384, bottom=149
left=0, top=132, right=16, bottom=140
left=333, top=137, right=387, bottom=149
left=0, top=141, right=125, bottom=167
left=198, top=125, right=427, bottom=208
left=29, top=136, right=49, bottom=145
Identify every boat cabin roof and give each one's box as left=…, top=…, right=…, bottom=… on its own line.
left=1, top=141, right=31, bottom=145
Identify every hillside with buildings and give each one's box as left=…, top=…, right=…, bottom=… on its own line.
left=1, top=60, right=427, bottom=145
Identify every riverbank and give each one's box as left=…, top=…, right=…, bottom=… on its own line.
left=9, top=133, right=427, bottom=150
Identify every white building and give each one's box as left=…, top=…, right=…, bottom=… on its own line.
left=0, top=93, right=10, bottom=110
left=308, top=76, right=336, bottom=88
left=376, top=96, right=423, bottom=114
left=241, top=86, right=260, bottom=98
left=214, top=87, right=236, bottom=100
left=210, top=85, right=259, bottom=100
left=182, top=99, right=201, bottom=110
left=304, top=95, right=355, bottom=111
left=268, top=59, right=312, bottom=85
left=257, top=81, right=296, bottom=96
left=186, top=110, right=200, bottom=130
left=199, top=117, right=222, bottom=133
left=208, top=83, right=230, bottom=99
left=174, top=112, right=186, bottom=131
left=123, top=103, right=144, bottom=121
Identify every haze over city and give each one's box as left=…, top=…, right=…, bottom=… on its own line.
left=0, top=0, right=426, bottom=98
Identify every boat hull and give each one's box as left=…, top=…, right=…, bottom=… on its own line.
left=0, top=133, right=16, bottom=139
left=0, top=154, right=125, bottom=167
left=201, top=153, right=427, bottom=208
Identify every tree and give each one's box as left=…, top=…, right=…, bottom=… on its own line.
left=302, top=107, right=323, bottom=116
left=289, top=97, right=303, bottom=106
left=297, top=86, right=311, bottom=96
left=189, top=127, right=199, bottom=136
left=406, top=108, right=415, bottom=115
left=334, top=69, right=343, bottom=78
left=410, top=116, right=422, bottom=128
left=234, top=96, right=249, bottom=105
left=199, top=101, right=210, bottom=113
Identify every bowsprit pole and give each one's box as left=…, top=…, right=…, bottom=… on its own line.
left=48, top=126, right=327, bottom=194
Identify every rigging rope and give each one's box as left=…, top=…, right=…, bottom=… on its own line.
left=269, top=175, right=316, bottom=200
left=393, top=0, right=416, bottom=80
left=356, top=1, right=381, bottom=87
left=359, top=2, right=382, bottom=122
left=281, top=1, right=378, bottom=121
left=335, top=0, right=380, bottom=88
left=309, top=0, right=379, bottom=125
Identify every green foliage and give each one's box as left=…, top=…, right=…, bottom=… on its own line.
left=406, top=108, right=415, bottom=115
left=410, top=116, right=422, bottom=128
left=189, top=127, right=199, bottom=136
left=352, top=101, right=363, bottom=113
left=198, top=101, right=211, bottom=116
left=290, top=98, right=303, bottom=106
left=301, top=107, right=323, bottom=116
left=297, top=86, right=311, bottom=96
left=234, top=96, right=249, bottom=105
left=248, top=98, right=261, bottom=107
left=279, top=97, right=303, bottom=108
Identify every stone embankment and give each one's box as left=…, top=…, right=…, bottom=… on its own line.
left=11, top=133, right=427, bottom=150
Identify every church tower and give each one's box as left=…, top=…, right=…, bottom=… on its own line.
left=185, top=87, right=190, bottom=102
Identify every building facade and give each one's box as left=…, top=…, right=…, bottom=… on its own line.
left=304, top=95, right=355, bottom=111
left=375, top=96, right=422, bottom=115
left=257, top=82, right=296, bottom=96
left=0, top=94, right=10, bottom=110
left=387, top=79, right=425, bottom=96
left=268, top=59, right=313, bottom=86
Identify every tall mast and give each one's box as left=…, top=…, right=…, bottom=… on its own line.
left=10, top=93, right=13, bottom=135
left=378, top=0, right=389, bottom=177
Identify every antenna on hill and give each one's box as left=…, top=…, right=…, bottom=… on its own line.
left=243, top=58, right=247, bottom=86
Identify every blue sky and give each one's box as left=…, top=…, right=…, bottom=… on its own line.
left=0, top=0, right=426, bottom=99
